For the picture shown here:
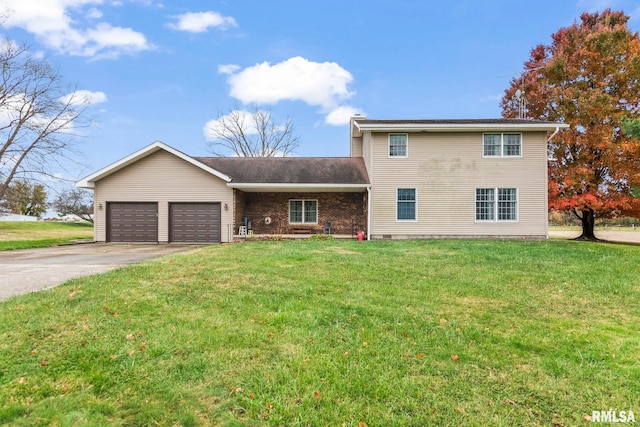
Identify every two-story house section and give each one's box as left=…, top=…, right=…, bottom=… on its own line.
left=350, top=117, right=569, bottom=240
left=78, top=116, right=567, bottom=243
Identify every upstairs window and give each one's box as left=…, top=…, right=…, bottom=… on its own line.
left=389, top=134, right=408, bottom=157
left=483, top=133, right=521, bottom=157
left=289, top=200, right=317, bottom=224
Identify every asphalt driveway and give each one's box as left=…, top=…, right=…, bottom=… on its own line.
left=0, top=243, right=202, bottom=301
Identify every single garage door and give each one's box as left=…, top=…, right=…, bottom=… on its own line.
left=107, top=202, right=158, bottom=242
left=169, top=202, right=221, bottom=243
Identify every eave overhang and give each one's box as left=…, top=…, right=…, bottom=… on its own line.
left=355, top=121, right=570, bottom=133
left=227, top=183, right=370, bottom=193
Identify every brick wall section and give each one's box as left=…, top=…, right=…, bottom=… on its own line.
left=233, top=189, right=246, bottom=232
left=236, top=191, right=367, bottom=235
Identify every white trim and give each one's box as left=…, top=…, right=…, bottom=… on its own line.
left=388, top=133, right=408, bottom=158
left=76, top=141, right=232, bottom=188
left=366, top=186, right=371, bottom=240
left=356, top=121, right=569, bottom=132
left=396, top=187, right=417, bottom=222
left=227, top=183, right=369, bottom=192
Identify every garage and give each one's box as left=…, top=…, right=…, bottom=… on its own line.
left=107, top=202, right=158, bottom=242
left=169, top=202, right=221, bottom=243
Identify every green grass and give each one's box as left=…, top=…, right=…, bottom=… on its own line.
left=0, top=239, right=638, bottom=426
left=0, top=221, right=93, bottom=250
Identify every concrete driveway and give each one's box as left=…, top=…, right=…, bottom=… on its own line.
left=0, top=243, right=202, bottom=302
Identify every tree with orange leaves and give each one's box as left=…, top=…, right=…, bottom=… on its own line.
left=502, top=10, right=640, bottom=240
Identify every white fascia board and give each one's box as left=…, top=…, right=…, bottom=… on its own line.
left=76, top=141, right=232, bottom=188
left=227, top=183, right=370, bottom=192
left=355, top=122, right=570, bottom=132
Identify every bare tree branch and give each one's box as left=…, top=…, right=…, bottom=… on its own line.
left=0, top=40, right=87, bottom=200
left=52, top=188, right=94, bottom=223
left=205, top=105, right=299, bottom=157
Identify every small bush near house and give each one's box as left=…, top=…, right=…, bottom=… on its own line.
left=307, top=233, right=335, bottom=241
left=245, top=235, right=285, bottom=242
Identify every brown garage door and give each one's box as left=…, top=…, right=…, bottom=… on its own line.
left=107, top=202, right=158, bottom=242
left=169, top=202, right=221, bottom=243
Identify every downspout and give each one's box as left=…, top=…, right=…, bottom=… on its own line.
left=366, top=186, right=372, bottom=240
left=545, top=126, right=560, bottom=239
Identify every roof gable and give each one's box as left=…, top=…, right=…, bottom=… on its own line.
left=76, top=141, right=232, bottom=188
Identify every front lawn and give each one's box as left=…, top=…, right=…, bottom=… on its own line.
left=0, top=221, right=93, bottom=250
left=0, top=239, right=638, bottom=425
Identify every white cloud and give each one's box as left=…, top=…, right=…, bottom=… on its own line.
left=168, top=11, right=237, bottom=33
left=2, top=0, right=153, bottom=58
left=221, top=56, right=360, bottom=125
left=86, top=7, right=102, bottom=19
left=59, top=90, right=107, bottom=106
left=223, top=56, right=354, bottom=109
left=218, top=64, right=241, bottom=75
left=325, top=106, right=364, bottom=126
left=0, top=92, right=78, bottom=137
left=203, top=109, right=259, bottom=141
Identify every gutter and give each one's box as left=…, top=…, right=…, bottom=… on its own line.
left=227, top=183, right=370, bottom=191
left=366, top=186, right=372, bottom=240
left=356, top=122, right=567, bottom=133
left=547, top=126, right=561, bottom=142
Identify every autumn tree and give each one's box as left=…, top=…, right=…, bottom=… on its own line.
left=501, top=10, right=640, bottom=240
left=0, top=179, right=48, bottom=216
left=52, top=188, right=94, bottom=223
left=0, top=40, right=86, bottom=201
left=621, top=117, right=640, bottom=139
left=205, top=105, right=299, bottom=157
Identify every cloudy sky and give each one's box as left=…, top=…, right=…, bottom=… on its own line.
left=1, top=0, right=639, bottom=182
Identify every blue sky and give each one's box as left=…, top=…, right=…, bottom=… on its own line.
left=2, top=0, right=640, bottom=184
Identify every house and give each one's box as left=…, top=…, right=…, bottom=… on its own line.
left=351, top=117, right=568, bottom=240
left=76, top=117, right=568, bottom=243
left=0, top=213, right=39, bottom=222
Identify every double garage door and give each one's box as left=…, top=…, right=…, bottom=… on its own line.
left=107, top=202, right=220, bottom=243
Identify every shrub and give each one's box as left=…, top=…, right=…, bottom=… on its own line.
left=307, top=234, right=335, bottom=241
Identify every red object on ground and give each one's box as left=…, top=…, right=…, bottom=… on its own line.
left=357, top=230, right=364, bottom=241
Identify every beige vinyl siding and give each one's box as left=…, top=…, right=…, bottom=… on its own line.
left=367, top=131, right=548, bottom=239
left=350, top=136, right=363, bottom=157
left=94, top=150, right=233, bottom=242
left=350, top=117, right=363, bottom=157
left=362, top=131, right=374, bottom=179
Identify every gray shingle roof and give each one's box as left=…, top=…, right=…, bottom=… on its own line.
left=194, top=156, right=370, bottom=185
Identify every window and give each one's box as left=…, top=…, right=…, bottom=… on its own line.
left=503, top=134, right=521, bottom=156
left=289, top=200, right=317, bottom=224
left=483, top=133, right=521, bottom=157
left=483, top=134, right=501, bottom=157
left=389, top=134, right=408, bottom=157
left=497, top=188, right=517, bottom=220
left=475, top=188, right=495, bottom=221
left=475, top=188, right=517, bottom=221
left=397, top=188, right=416, bottom=221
